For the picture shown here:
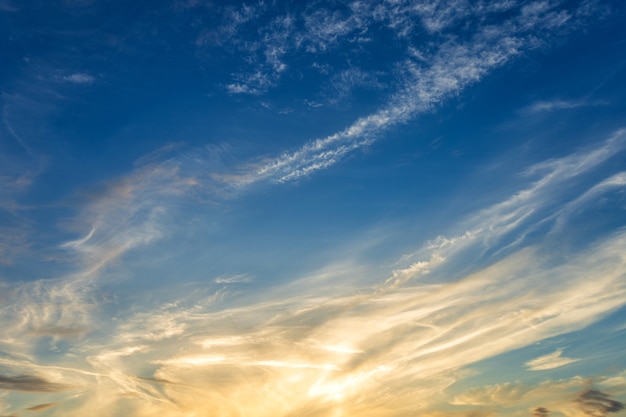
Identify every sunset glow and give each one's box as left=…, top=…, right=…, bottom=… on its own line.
left=1, top=1, right=626, bottom=416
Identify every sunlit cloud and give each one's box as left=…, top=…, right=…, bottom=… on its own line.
left=1, top=119, right=625, bottom=415
left=525, top=349, right=580, bottom=371
left=35, top=134, right=622, bottom=415
left=453, top=376, right=626, bottom=417
left=0, top=1, right=624, bottom=415
left=213, top=274, right=253, bottom=284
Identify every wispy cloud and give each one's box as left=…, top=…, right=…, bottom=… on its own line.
left=522, top=98, right=607, bottom=114
left=0, top=374, right=75, bottom=393
left=24, top=403, right=57, bottom=412
left=0, top=2, right=621, bottom=415
left=0, top=156, right=204, bottom=366
left=322, top=68, right=385, bottom=105
left=59, top=159, right=199, bottom=279
left=214, top=274, right=253, bottom=284
left=216, top=0, right=604, bottom=185
left=525, top=349, right=580, bottom=371
left=215, top=0, right=599, bottom=102
left=452, top=377, right=626, bottom=417
left=62, top=73, right=95, bottom=84
left=11, top=131, right=620, bottom=415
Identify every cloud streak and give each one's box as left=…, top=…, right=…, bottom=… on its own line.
left=6, top=130, right=619, bottom=416
left=218, top=0, right=604, bottom=186
left=525, top=349, right=580, bottom=371
left=62, top=73, right=95, bottom=85
left=24, top=403, right=58, bottom=412
left=522, top=98, right=607, bottom=114
left=0, top=374, right=75, bottom=393
left=0, top=1, right=623, bottom=415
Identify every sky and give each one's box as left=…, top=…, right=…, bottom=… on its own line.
left=1, top=0, right=626, bottom=416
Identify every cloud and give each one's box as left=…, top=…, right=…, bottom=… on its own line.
left=0, top=374, right=74, bottom=393
left=533, top=406, right=550, bottom=417
left=214, top=0, right=601, bottom=106
left=2, top=127, right=623, bottom=416
left=0, top=278, right=95, bottom=352
left=24, top=403, right=57, bottom=412
left=62, top=73, right=95, bottom=84
left=451, top=377, right=626, bottom=417
left=452, top=378, right=582, bottom=407
left=214, top=274, right=253, bottom=284
left=576, top=387, right=625, bottom=417
left=0, top=101, right=623, bottom=415
left=216, top=0, right=604, bottom=185
left=525, top=349, right=580, bottom=371
left=522, top=99, right=607, bottom=114
left=0, top=156, right=207, bottom=370
left=2, top=93, right=37, bottom=155
left=58, top=159, right=200, bottom=279
left=138, top=134, right=626, bottom=414
left=0, top=3, right=621, bottom=414
left=548, top=170, right=626, bottom=233
left=303, top=7, right=367, bottom=52
left=322, top=68, right=385, bottom=105
left=96, top=224, right=625, bottom=415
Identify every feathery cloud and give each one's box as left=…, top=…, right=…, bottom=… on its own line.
left=217, top=0, right=604, bottom=185
left=1, top=128, right=624, bottom=415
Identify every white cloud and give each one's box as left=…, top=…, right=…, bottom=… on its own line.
left=217, top=0, right=600, bottom=99
left=452, top=376, right=626, bottom=417
left=216, top=0, right=600, bottom=185
left=522, top=98, right=607, bottom=114
left=2, top=127, right=625, bottom=415
left=63, top=73, right=95, bottom=84
left=525, top=349, right=580, bottom=371
left=214, top=274, right=253, bottom=284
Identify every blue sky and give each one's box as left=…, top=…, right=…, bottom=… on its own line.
left=1, top=0, right=626, bottom=416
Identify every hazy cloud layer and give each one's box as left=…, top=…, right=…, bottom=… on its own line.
left=0, top=130, right=624, bottom=415
left=0, top=0, right=624, bottom=416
